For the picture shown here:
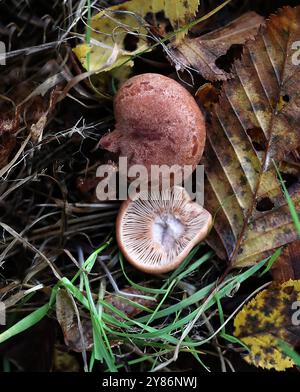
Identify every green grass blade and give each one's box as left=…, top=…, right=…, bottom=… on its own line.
left=0, top=303, right=50, bottom=344
left=277, top=339, right=300, bottom=366
left=259, top=247, right=282, bottom=277
left=273, top=160, right=300, bottom=236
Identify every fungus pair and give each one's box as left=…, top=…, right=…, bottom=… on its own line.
left=100, top=73, right=212, bottom=274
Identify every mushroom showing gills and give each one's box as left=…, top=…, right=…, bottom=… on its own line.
left=100, top=73, right=206, bottom=180
left=117, top=186, right=212, bottom=274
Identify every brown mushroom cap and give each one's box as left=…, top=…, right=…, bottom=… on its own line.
left=100, top=73, right=206, bottom=180
left=116, top=186, right=212, bottom=274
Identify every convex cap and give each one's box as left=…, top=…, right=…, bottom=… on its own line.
left=100, top=73, right=206, bottom=183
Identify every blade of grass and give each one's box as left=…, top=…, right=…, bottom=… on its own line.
left=259, top=247, right=282, bottom=277
left=277, top=339, right=300, bottom=366
left=0, top=303, right=51, bottom=344
left=220, top=333, right=249, bottom=352
left=119, top=253, right=166, bottom=295
left=85, top=0, right=92, bottom=70
left=273, top=160, right=300, bottom=236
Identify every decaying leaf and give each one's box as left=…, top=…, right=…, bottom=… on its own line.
left=56, top=287, right=155, bottom=352
left=234, top=279, right=300, bottom=371
left=196, top=82, right=220, bottom=111
left=203, top=6, right=300, bottom=266
left=56, top=289, right=94, bottom=352
left=168, top=11, right=264, bottom=81
left=271, top=240, right=300, bottom=283
left=73, top=0, right=200, bottom=74
left=105, top=286, right=156, bottom=321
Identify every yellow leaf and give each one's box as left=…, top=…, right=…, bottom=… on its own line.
left=234, top=279, right=300, bottom=371
left=73, top=0, right=200, bottom=73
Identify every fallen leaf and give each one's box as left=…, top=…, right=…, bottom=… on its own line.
left=73, top=0, right=200, bottom=74
left=203, top=6, right=300, bottom=266
left=271, top=240, right=300, bottom=283
left=56, top=286, right=155, bottom=352
left=234, top=279, right=300, bottom=371
left=105, top=286, right=156, bottom=321
left=168, top=11, right=264, bottom=81
left=195, top=82, right=220, bottom=111
left=56, top=289, right=94, bottom=352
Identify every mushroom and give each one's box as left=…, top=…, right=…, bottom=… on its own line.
left=99, top=73, right=206, bottom=183
left=116, top=186, right=212, bottom=274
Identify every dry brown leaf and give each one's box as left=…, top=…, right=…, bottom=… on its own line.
left=195, top=82, right=220, bottom=112
left=105, top=286, right=156, bottom=321
left=271, top=240, right=300, bottom=283
left=56, top=289, right=94, bottom=352
left=56, top=287, right=155, bottom=352
left=203, top=6, right=300, bottom=266
left=168, top=11, right=264, bottom=81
